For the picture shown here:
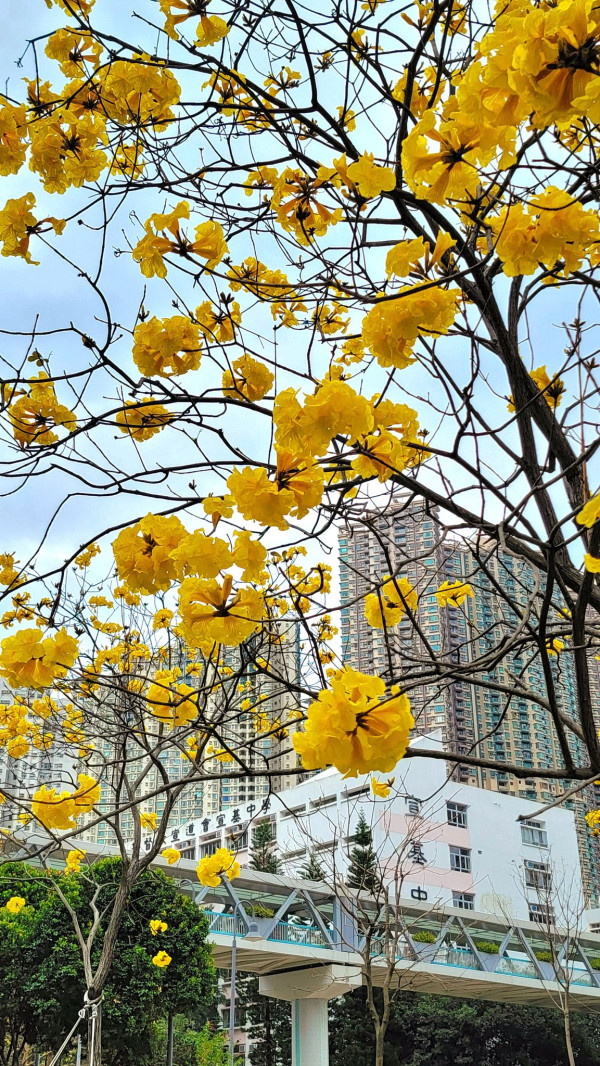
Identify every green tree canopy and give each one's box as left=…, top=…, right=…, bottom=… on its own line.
left=150, top=1018, right=231, bottom=1066
left=329, top=988, right=600, bottom=1066
left=299, top=852, right=326, bottom=882
left=0, top=859, right=216, bottom=1066
left=346, top=812, right=379, bottom=893
left=249, top=823, right=281, bottom=876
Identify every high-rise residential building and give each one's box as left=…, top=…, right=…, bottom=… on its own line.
left=0, top=678, right=80, bottom=831
left=82, top=618, right=307, bottom=847
left=338, top=494, right=600, bottom=904
left=338, top=496, right=468, bottom=763
left=201, top=617, right=306, bottom=814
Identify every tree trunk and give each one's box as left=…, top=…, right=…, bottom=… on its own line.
left=166, top=1014, right=174, bottom=1066
left=563, top=1001, right=576, bottom=1066
left=374, top=1005, right=390, bottom=1066
left=87, top=1000, right=102, bottom=1066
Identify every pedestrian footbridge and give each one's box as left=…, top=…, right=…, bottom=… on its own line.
left=40, top=845, right=600, bottom=1066
left=170, top=863, right=600, bottom=1065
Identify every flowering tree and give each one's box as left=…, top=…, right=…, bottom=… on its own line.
left=3, top=0, right=600, bottom=1054
left=0, top=859, right=216, bottom=1066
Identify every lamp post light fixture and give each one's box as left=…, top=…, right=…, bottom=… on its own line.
left=229, top=909, right=264, bottom=1066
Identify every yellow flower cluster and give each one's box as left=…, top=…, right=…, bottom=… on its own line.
left=0, top=194, right=64, bottom=264
left=274, top=380, right=374, bottom=457
left=132, top=316, right=202, bottom=378
left=112, top=514, right=186, bottom=595
left=352, top=399, right=425, bottom=482
left=152, top=950, right=172, bottom=967
left=196, top=846, right=240, bottom=887
left=271, top=168, right=343, bottom=245
left=45, top=27, right=102, bottom=77
left=150, top=919, right=168, bottom=934
left=8, top=374, right=75, bottom=446
left=0, top=554, right=23, bottom=589
left=179, top=575, right=264, bottom=649
left=222, top=354, right=274, bottom=402
left=361, top=286, right=459, bottom=369
left=28, top=112, right=107, bottom=194
left=435, top=580, right=473, bottom=608
left=132, top=202, right=227, bottom=279
left=5, top=896, right=26, bottom=914
left=402, top=104, right=503, bottom=205
left=100, top=61, right=181, bottom=129
left=66, top=849, right=86, bottom=873
left=490, top=187, right=600, bottom=278
left=340, top=153, right=396, bottom=199
left=0, top=100, right=28, bottom=176
left=161, top=848, right=181, bottom=865
left=293, top=667, right=414, bottom=776
left=364, top=577, right=417, bottom=629
left=0, top=628, right=78, bottom=690
left=227, top=257, right=310, bottom=327
left=32, top=774, right=100, bottom=831
left=0, top=700, right=53, bottom=761
left=146, top=669, right=198, bottom=728
left=460, top=0, right=600, bottom=133
left=576, top=494, right=600, bottom=528
left=160, top=0, right=229, bottom=47
left=371, top=776, right=394, bottom=799
left=196, top=300, right=242, bottom=345
left=170, top=531, right=232, bottom=579
left=227, top=452, right=325, bottom=531
left=116, top=401, right=173, bottom=440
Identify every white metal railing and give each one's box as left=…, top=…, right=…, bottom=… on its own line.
left=206, top=911, right=328, bottom=946
left=269, top=921, right=328, bottom=946
left=206, top=911, right=247, bottom=936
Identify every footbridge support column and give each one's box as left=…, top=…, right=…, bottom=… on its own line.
left=259, top=964, right=361, bottom=1066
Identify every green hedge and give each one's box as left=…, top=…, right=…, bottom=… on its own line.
left=247, top=903, right=275, bottom=918
left=474, top=940, right=499, bottom=955
left=412, top=930, right=436, bottom=944
left=534, top=949, right=553, bottom=962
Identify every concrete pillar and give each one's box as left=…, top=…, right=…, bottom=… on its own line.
left=259, top=965, right=361, bottom=1066
left=291, top=999, right=329, bottom=1066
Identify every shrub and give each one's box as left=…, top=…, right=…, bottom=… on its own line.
left=534, top=949, right=553, bottom=962
left=247, top=904, right=275, bottom=919
left=474, top=940, right=499, bottom=954
left=412, top=930, right=436, bottom=944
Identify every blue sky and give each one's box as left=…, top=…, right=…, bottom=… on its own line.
left=1, top=0, right=597, bottom=615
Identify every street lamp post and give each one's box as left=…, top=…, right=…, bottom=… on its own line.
left=229, top=903, right=263, bottom=1066
left=229, top=903, right=240, bottom=1066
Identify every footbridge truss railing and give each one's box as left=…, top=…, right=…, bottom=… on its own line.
left=171, top=864, right=600, bottom=1002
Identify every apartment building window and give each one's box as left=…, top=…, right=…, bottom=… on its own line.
left=449, top=846, right=471, bottom=873
left=525, top=860, right=551, bottom=890
left=200, top=838, right=220, bottom=858
left=406, top=796, right=422, bottom=815
left=521, top=819, right=548, bottom=847
left=528, top=902, right=553, bottom=925
left=452, top=891, right=475, bottom=910
left=447, top=801, right=468, bottom=827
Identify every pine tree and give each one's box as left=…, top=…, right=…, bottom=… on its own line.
left=346, top=811, right=379, bottom=893
left=249, top=821, right=281, bottom=874
left=299, top=851, right=326, bottom=882
left=238, top=820, right=290, bottom=1065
